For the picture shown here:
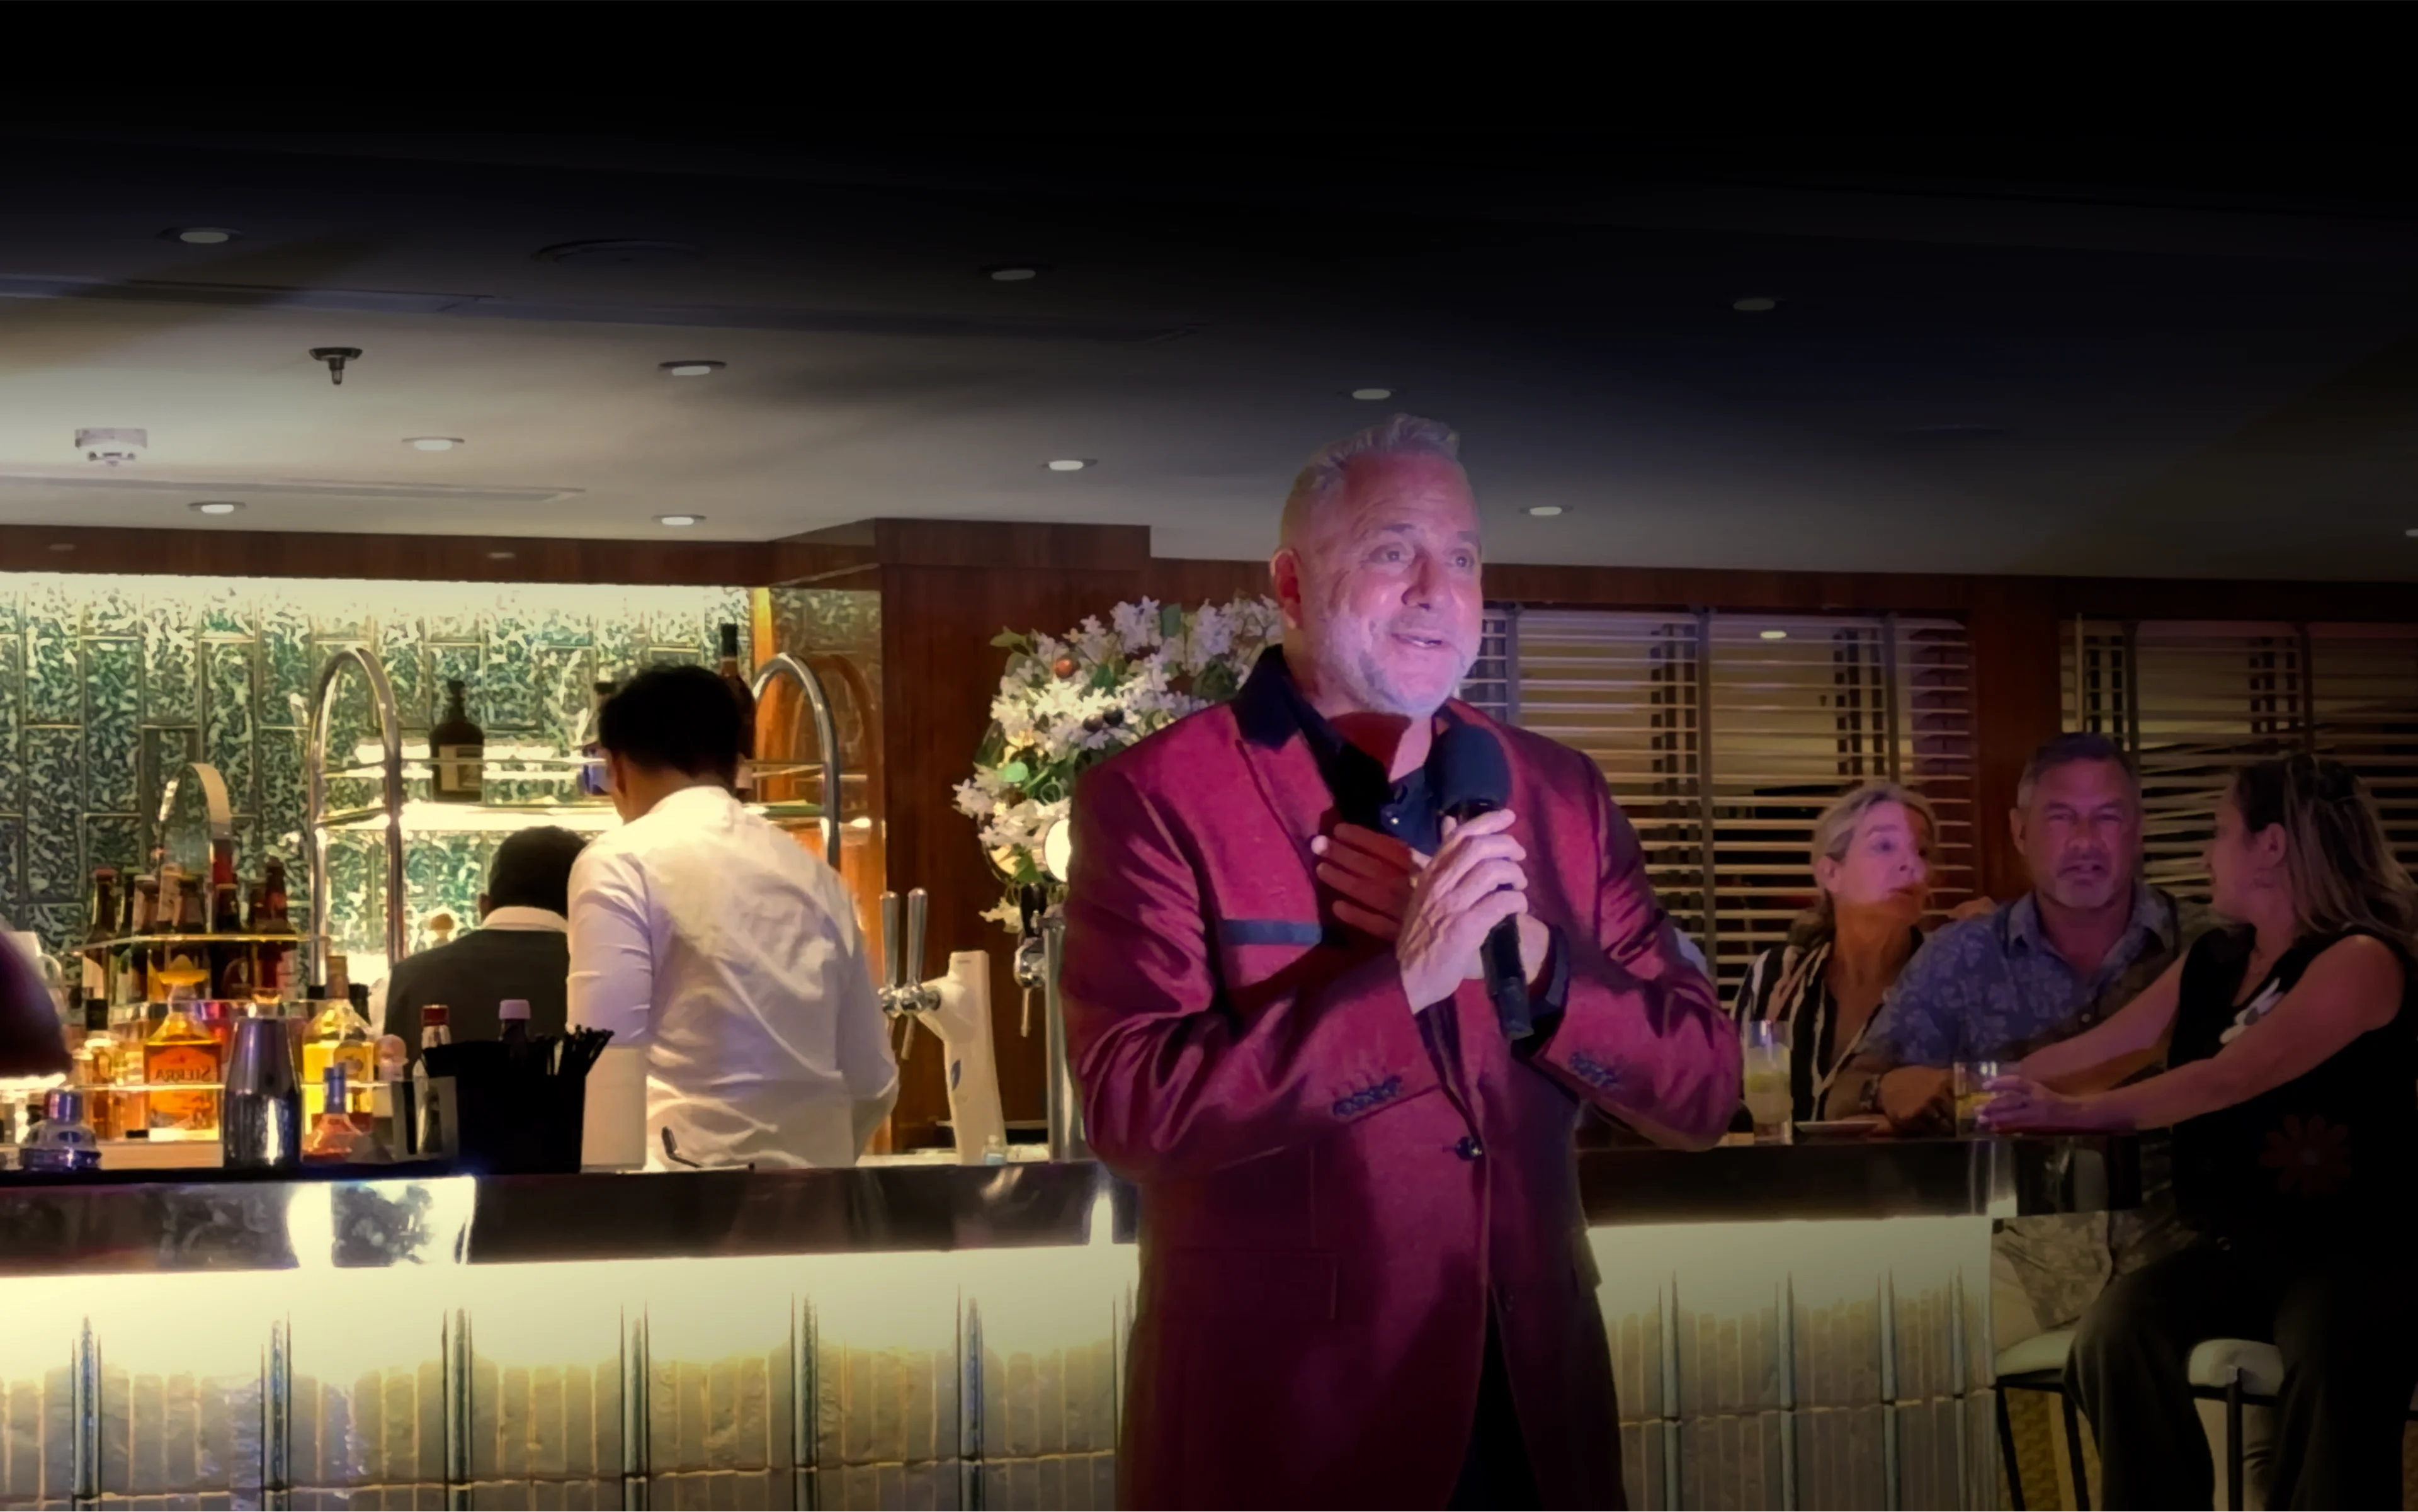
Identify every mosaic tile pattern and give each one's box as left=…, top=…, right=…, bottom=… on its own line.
left=1, top=575, right=747, bottom=968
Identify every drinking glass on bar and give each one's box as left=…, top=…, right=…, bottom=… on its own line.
left=1740, top=1020, right=1792, bottom=1144
left=1953, top=1060, right=2003, bottom=1135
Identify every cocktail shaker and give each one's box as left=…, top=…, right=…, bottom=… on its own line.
left=223, top=1015, right=302, bottom=1168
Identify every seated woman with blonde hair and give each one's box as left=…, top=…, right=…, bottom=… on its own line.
left=1731, top=780, right=1972, bottom=1123
left=1982, top=754, right=2418, bottom=1509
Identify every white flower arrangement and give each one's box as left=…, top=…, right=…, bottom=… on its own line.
left=956, top=594, right=1285, bottom=931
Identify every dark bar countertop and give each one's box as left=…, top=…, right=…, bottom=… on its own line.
left=0, top=1137, right=2136, bottom=1276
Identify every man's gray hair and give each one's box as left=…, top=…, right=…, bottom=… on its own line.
left=2016, top=730, right=2140, bottom=810
left=1280, top=414, right=1462, bottom=547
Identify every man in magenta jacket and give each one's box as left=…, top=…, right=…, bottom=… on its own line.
left=1062, top=416, right=1742, bottom=1509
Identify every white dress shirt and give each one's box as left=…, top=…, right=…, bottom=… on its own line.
left=566, top=785, right=897, bottom=1169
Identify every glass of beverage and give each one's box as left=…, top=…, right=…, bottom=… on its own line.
left=1953, top=1060, right=2003, bottom=1136
left=1740, top=1020, right=1793, bottom=1144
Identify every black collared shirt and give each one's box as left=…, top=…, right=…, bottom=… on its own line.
left=1239, top=647, right=1568, bottom=1033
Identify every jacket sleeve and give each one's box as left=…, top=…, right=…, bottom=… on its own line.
left=1528, top=771, right=1742, bottom=1149
left=1060, top=757, right=1442, bottom=1183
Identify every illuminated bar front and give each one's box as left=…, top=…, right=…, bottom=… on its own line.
left=0, top=1141, right=2121, bottom=1509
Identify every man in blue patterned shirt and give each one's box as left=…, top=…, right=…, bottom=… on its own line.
left=1839, top=732, right=2211, bottom=1343
left=1839, top=732, right=2206, bottom=1128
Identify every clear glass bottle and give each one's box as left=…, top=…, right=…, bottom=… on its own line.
left=303, top=1063, right=361, bottom=1161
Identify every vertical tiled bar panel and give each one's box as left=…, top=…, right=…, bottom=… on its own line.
left=640, top=1256, right=793, bottom=1491
left=1796, top=1406, right=1889, bottom=1509
left=1678, top=1413, right=1788, bottom=1510
left=0, top=1276, right=80, bottom=1504
left=803, top=1252, right=964, bottom=1511
left=463, top=1265, right=623, bottom=1494
left=287, top=1276, right=450, bottom=1492
left=968, top=1239, right=1135, bottom=1510
left=89, top=1271, right=278, bottom=1504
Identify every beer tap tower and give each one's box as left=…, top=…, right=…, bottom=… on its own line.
left=878, top=887, right=1006, bottom=1164
left=1012, top=884, right=1088, bottom=1163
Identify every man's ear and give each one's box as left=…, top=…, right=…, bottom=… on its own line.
left=476, top=892, right=493, bottom=920
left=1271, top=548, right=1305, bottom=630
left=2008, top=805, right=2028, bottom=859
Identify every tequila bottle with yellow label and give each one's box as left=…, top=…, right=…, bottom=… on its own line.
left=302, top=994, right=378, bottom=1122
left=145, top=965, right=224, bottom=1141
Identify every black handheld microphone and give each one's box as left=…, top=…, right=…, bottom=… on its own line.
left=1431, top=724, right=1531, bottom=1040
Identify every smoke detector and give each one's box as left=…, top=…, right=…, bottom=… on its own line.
left=75, top=428, right=147, bottom=465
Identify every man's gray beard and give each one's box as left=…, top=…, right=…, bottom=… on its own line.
left=1348, top=644, right=1472, bottom=720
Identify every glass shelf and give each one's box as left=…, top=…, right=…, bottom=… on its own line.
left=325, top=758, right=843, bottom=782
left=78, top=932, right=302, bottom=955
left=319, top=797, right=831, bottom=834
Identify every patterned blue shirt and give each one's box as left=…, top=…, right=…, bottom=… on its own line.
left=1863, top=882, right=2200, bottom=1068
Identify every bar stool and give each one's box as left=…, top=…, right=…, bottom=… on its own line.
left=1994, top=1329, right=2092, bottom=1511
left=2186, top=1338, right=2418, bottom=1512
left=1998, top=1330, right=2418, bottom=1509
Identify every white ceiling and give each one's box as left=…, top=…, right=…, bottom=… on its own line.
left=3, top=126, right=2416, bottom=579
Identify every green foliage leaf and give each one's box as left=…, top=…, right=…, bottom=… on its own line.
left=1159, top=603, right=1184, bottom=639
left=996, top=760, right=1029, bottom=785
left=989, top=630, right=1029, bottom=651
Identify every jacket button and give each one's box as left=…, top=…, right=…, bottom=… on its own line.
left=1455, top=1135, right=1484, bottom=1161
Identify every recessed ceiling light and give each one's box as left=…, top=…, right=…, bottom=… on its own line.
left=406, top=437, right=463, bottom=452
left=536, top=240, right=700, bottom=268
left=659, top=361, right=724, bottom=378
left=2405, top=528, right=2418, bottom=538
left=656, top=513, right=703, bottom=527
left=1733, top=296, right=1779, bottom=313
left=1526, top=504, right=1565, bottom=518
left=1760, top=629, right=1790, bottom=640
left=47, top=542, right=74, bottom=554
left=1045, top=459, right=1093, bottom=472
left=487, top=550, right=517, bottom=560
left=189, top=501, right=244, bottom=516
left=984, top=264, right=1043, bottom=281
left=1350, top=387, right=1395, bottom=401
left=163, top=227, right=241, bottom=245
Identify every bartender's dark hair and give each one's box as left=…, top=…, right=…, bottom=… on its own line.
left=487, top=826, right=588, bottom=916
left=599, top=664, right=744, bottom=783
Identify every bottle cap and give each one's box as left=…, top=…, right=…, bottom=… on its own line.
left=500, top=999, right=530, bottom=1021
left=324, top=1062, right=348, bottom=1098
left=424, top=1004, right=450, bottom=1025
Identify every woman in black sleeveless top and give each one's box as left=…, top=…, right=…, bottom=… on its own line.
left=1982, top=755, right=2418, bottom=1509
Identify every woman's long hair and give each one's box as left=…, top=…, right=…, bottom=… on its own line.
left=2231, top=754, right=2418, bottom=945
left=1786, top=780, right=1940, bottom=948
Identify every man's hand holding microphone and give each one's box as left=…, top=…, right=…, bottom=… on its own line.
left=1311, top=809, right=1550, bottom=1013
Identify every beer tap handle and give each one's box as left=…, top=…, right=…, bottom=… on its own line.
left=880, top=891, right=900, bottom=997
left=904, top=888, right=929, bottom=996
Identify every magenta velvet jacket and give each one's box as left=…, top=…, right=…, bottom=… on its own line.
left=1061, top=674, right=1741, bottom=1511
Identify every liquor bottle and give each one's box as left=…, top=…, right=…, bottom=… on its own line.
left=127, top=870, right=159, bottom=1001
left=421, top=1004, right=453, bottom=1051
left=144, top=997, right=224, bottom=1142
left=431, top=679, right=485, bottom=804
left=82, top=867, right=119, bottom=1009
left=151, top=866, right=191, bottom=1003
left=718, top=625, right=756, bottom=797
left=302, top=1064, right=361, bottom=1161
left=577, top=680, right=615, bottom=799
left=424, top=912, right=457, bottom=953
left=160, top=868, right=208, bottom=1004
left=256, top=861, right=297, bottom=1004
left=302, top=962, right=375, bottom=1123
left=113, top=876, right=140, bottom=1008
left=211, top=879, right=255, bottom=1002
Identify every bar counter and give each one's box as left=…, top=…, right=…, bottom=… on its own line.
left=0, top=1139, right=2117, bottom=1508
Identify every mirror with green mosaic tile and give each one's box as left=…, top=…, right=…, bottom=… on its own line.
left=2, top=573, right=748, bottom=969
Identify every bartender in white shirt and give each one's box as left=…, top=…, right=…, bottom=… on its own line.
left=567, top=664, right=897, bottom=1169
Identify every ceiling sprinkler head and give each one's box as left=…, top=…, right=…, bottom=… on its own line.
left=310, top=347, right=363, bottom=386
left=74, top=428, right=147, bottom=466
